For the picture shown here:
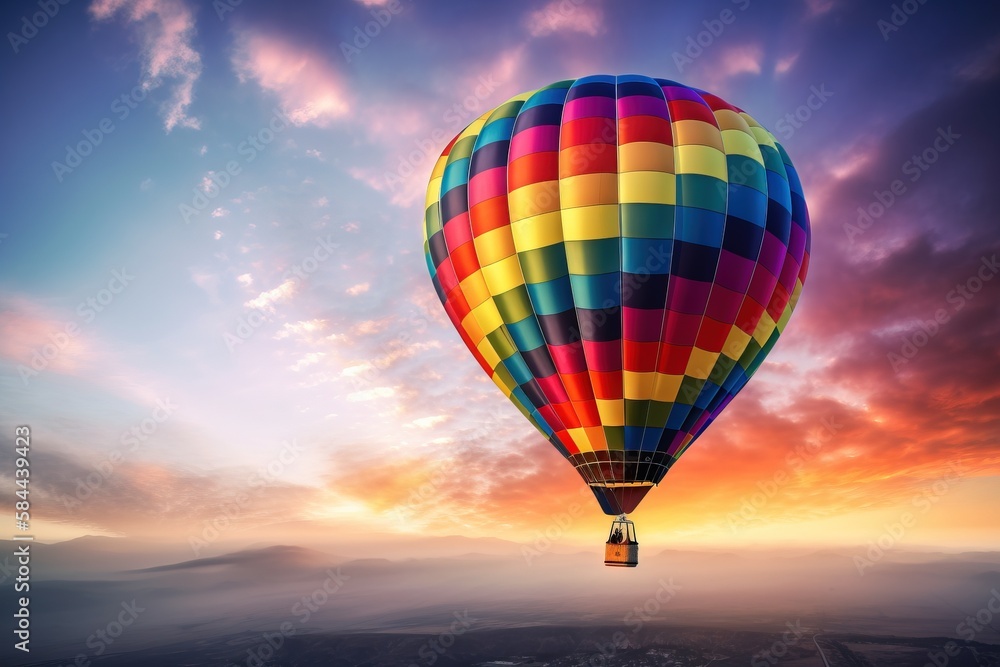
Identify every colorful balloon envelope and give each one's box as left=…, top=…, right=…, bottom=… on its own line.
left=423, top=75, right=811, bottom=517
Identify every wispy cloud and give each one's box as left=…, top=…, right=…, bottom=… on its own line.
left=231, top=29, right=350, bottom=126
left=89, top=0, right=203, bottom=132
left=524, top=0, right=605, bottom=37
left=245, top=280, right=296, bottom=312
left=0, top=297, right=91, bottom=375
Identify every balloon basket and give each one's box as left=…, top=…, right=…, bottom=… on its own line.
left=604, top=515, right=638, bottom=567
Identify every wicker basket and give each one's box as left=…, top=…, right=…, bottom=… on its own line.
left=604, top=541, right=639, bottom=567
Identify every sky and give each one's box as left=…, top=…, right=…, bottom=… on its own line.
left=0, top=0, right=998, bottom=555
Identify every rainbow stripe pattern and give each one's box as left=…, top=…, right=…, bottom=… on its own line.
left=423, top=75, right=811, bottom=515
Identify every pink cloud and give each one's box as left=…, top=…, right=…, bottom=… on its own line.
left=232, top=30, right=350, bottom=126
left=775, top=52, right=800, bottom=75
left=350, top=46, right=526, bottom=208
left=89, top=0, right=202, bottom=132
left=0, top=300, right=90, bottom=377
left=718, top=44, right=764, bottom=79
left=525, top=1, right=605, bottom=37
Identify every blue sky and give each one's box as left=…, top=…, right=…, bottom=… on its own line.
left=1, top=0, right=999, bottom=550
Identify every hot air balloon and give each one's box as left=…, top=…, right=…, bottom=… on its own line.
left=422, top=75, right=811, bottom=567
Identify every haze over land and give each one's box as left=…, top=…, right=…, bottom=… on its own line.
left=2, top=535, right=998, bottom=665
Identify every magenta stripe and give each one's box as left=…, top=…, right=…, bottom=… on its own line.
left=757, top=232, right=787, bottom=275
left=704, top=285, right=743, bottom=323
left=536, top=374, right=570, bottom=403
left=622, top=307, right=664, bottom=342
left=713, top=250, right=755, bottom=292
left=663, top=312, right=702, bottom=345
left=661, top=85, right=705, bottom=103
left=666, top=276, right=712, bottom=314
left=443, top=217, right=473, bottom=251
left=549, top=343, right=589, bottom=374
left=778, top=256, right=801, bottom=292
left=582, top=340, right=622, bottom=371
left=617, top=95, right=669, bottom=119
left=468, top=167, right=507, bottom=206
left=746, top=265, right=779, bottom=307
left=509, top=125, right=560, bottom=159
left=563, top=96, right=616, bottom=120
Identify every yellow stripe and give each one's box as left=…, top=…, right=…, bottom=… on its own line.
left=461, top=114, right=490, bottom=139
left=511, top=210, right=565, bottom=250
left=651, top=374, right=683, bottom=403
left=459, top=271, right=491, bottom=309
left=595, top=399, right=624, bottom=427
left=672, top=119, right=724, bottom=150
left=567, top=427, right=594, bottom=453
left=460, top=310, right=484, bottom=344
left=721, top=129, right=764, bottom=162
left=623, top=371, right=656, bottom=400
left=559, top=173, right=619, bottom=208
left=686, top=348, right=720, bottom=380
left=675, top=144, right=728, bottom=179
left=480, top=254, right=524, bottom=294
left=619, top=171, right=676, bottom=205
left=618, top=142, right=674, bottom=173
left=722, top=326, right=752, bottom=361
left=561, top=205, right=619, bottom=240
left=747, top=124, right=778, bottom=152
left=424, top=175, right=443, bottom=216
left=777, top=280, right=805, bottom=333
left=508, top=181, right=561, bottom=221
left=777, top=299, right=795, bottom=332
left=474, top=226, right=516, bottom=267
left=713, top=109, right=749, bottom=132
left=469, top=298, right=504, bottom=338
left=490, top=370, right=514, bottom=396
left=752, top=311, right=776, bottom=347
